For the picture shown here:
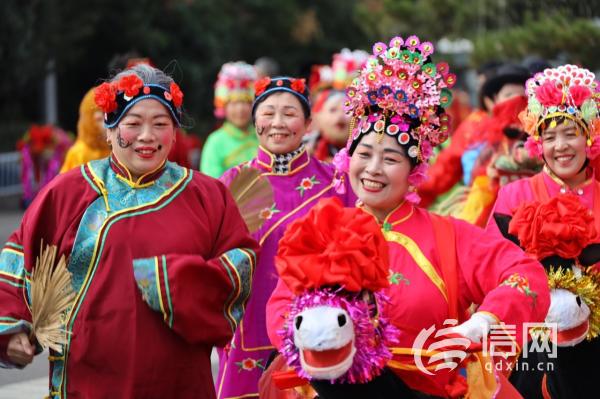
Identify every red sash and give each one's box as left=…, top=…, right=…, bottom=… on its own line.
left=430, top=213, right=461, bottom=321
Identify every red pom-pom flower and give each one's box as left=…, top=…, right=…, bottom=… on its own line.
left=170, top=83, right=184, bottom=107
left=290, top=78, right=306, bottom=94
left=509, top=194, right=598, bottom=260
left=117, top=74, right=144, bottom=97
left=254, top=77, right=271, bottom=97
left=94, top=82, right=117, bottom=113
left=275, top=197, right=390, bottom=295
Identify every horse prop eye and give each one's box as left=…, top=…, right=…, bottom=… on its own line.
left=295, top=315, right=303, bottom=330
left=337, top=314, right=346, bottom=327
left=576, top=296, right=582, bottom=307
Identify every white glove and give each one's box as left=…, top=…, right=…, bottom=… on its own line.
left=448, top=312, right=496, bottom=343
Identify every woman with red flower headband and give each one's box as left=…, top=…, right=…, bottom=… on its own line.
left=216, top=77, right=356, bottom=398
left=488, top=64, right=600, bottom=399
left=266, top=36, right=549, bottom=398
left=0, top=63, right=259, bottom=399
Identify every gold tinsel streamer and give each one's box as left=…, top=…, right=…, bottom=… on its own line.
left=547, top=266, right=600, bottom=340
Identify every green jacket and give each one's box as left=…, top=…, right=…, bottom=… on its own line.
left=200, top=122, right=258, bottom=178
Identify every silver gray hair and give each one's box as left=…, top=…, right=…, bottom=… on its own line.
left=110, top=63, right=174, bottom=89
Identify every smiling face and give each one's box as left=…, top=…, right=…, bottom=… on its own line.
left=349, top=132, right=412, bottom=221
left=541, top=119, right=587, bottom=187
left=254, top=92, right=310, bottom=154
left=107, top=99, right=176, bottom=180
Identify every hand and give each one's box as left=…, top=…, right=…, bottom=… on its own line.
left=447, top=312, right=496, bottom=343
left=7, top=332, right=35, bottom=366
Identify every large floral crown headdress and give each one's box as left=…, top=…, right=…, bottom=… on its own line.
left=521, top=64, right=600, bottom=158
left=214, top=61, right=257, bottom=118
left=95, top=74, right=184, bottom=128
left=331, top=36, right=455, bottom=203
left=343, top=36, right=455, bottom=163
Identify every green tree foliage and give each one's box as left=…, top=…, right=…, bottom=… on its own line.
left=0, top=0, right=371, bottom=149
left=355, top=0, right=600, bottom=68
left=1, top=0, right=599, bottom=151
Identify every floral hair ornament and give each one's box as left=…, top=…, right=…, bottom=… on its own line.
left=522, top=64, right=600, bottom=159
left=94, top=74, right=184, bottom=128
left=333, top=35, right=455, bottom=202
left=252, top=76, right=311, bottom=118
left=213, top=61, right=257, bottom=118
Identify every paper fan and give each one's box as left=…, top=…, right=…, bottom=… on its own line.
left=228, top=167, right=274, bottom=233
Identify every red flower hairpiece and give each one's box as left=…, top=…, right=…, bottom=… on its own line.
left=94, top=82, right=118, bottom=113
left=170, top=83, right=184, bottom=108
left=117, top=75, right=144, bottom=97
left=254, top=77, right=271, bottom=97
left=290, top=78, right=306, bottom=94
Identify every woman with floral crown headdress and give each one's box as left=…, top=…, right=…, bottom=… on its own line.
left=267, top=36, right=550, bottom=398
left=488, top=64, right=600, bottom=399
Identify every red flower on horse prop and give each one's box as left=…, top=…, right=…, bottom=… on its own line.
left=274, top=197, right=399, bottom=383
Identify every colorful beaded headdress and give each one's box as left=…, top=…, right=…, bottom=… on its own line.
left=95, top=75, right=184, bottom=128
left=343, top=36, right=455, bottom=163
left=332, top=36, right=455, bottom=202
left=214, top=61, right=257, bottom=118
left=522, top=65, right=600, bottom=158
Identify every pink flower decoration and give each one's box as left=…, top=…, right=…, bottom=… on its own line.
left=367, top=114, right=380, bottom=123
left=569, top=85, right=592, bottom=107
left=586, top=136, right=600, bottom=160
left=389, top=36, right=404, bottom=48
left=405, top=35, right=420, bottom=50
left=524, top=136, right=543, bottom=159
left=420, top=139, right=433, bottom=160
left=405, top=163, right=428, bottom=204
left=333, top=148, right=350, bottom=173
left=418, top=42, right=434, bottom=57
left=535, top=81, right=563, bottom=107
left=372, top=42, right=387, bottom=56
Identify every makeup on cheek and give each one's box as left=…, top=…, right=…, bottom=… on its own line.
left=116, top=129, right=132, bottom=148
left=256, top=125, right=267, bottom=136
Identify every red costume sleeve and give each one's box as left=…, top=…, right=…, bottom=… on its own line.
left=265, top=278, right=294, bottom=350
left=451, top=218, right=550, bottom=345
left=133, top=183, right=259, bottom=347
